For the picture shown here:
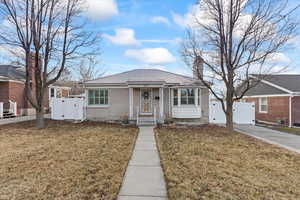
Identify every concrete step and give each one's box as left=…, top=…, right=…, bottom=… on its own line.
left=138, top=123, right=156, bottom=126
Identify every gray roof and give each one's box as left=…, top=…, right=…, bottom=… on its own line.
left=252, top=74, right=300, bottom=93
left=0, top=65, right=25, bottom=81
left=85, top=69, right=203, bottom=86
left=244, top=81, right=289, bottom=96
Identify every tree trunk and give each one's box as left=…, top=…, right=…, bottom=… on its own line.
left=226, top=100, right=234, bottom=132
left=36, top=108, right=45, bottom=129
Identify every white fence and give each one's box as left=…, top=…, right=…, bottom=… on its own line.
left=0, top=102, right=3, bottom=118
left=8, top=100, right=17, bottom=116
left=210, top=101, right=255, bottom=125
left=51, top=98, right=85, bottom=121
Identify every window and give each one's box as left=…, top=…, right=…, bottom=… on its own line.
left=259, top=97, right=268, bottom=113
left=173, top=89, right=178, bottom=106
left=56, top=89, right=62, bottom=98
left=181, top=88, right=195, bottom=105
left=50, top=88, right=55, bottom=97
left=173, top=88, right=198, bottom=106
left=88, top=89, right=108, bottom=105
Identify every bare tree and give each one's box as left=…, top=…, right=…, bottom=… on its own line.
left=77, top=55, right=104, bottom=82
left=182, top=0, right=299, bottom=131
left=0, top=0, right=100, bottom=128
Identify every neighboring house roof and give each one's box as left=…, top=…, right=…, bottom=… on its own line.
left=85, top=69, right=203, bottom=86
left=244, top=74, right=300, bottom=96
left=0, top=65, right=25, bottom=81
left=252, top=74, right=300, bottom=93
left=244, top=81, right=289, bottom=96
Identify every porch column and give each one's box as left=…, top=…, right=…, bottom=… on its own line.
left=129, top=87, right=133, bottom=120
left=195, top=88, right=199, bottom=107
left=178, top=88, right=181, bottom=106
left=159, top=87, right=164, bottom=120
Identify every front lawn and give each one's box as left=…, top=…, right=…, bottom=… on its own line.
left=271, top=126, right=300, bottom=136
left=156, top=125, right=300, bottom=200
left=0, top=120, right=138, bottom=200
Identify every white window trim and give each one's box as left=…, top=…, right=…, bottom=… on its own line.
left=87, top=88, right=109, bottom=106
left=87, top=104, right=111, bottom=108
left=259, top=97, right=268, bottom=113
left=172, top=88, right=201, bottom=107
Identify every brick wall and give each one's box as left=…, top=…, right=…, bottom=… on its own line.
left=246, top=96, right=290, bottom=125
left=0, top=82, right=9, bottom=104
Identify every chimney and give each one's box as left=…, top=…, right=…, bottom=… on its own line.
left=193, top=55, right=204, bottom=79
left=28, top=52, right=43, bottom=82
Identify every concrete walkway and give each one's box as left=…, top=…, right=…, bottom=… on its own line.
left=0, top=114, right=50, bottom=126
left=118, top=126, right=168, bottom=200
left=235, top=124, right=300, bottom=153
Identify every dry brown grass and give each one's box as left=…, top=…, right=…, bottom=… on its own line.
left=0, top=120, right=138, bottom=200
left=156, top=125, right=300, bottom=200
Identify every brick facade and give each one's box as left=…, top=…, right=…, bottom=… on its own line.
left=245, top=96, right=300, bottom=126
left=245, top=96, right=290, bottom=125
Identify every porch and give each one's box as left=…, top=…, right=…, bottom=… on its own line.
left=128, top=87, right=167, bottom=125
left=128, top=86, right=205, bottom=125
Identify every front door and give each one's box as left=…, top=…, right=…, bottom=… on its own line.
left=140, top=88, right=152, bottom=114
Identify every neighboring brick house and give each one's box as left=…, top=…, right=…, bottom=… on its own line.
left=242, top=75, right=300, bottom=127
left=0, top=64, right=71, bottom=117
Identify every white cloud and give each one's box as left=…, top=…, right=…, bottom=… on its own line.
left=124, top=48, right=176, bottom=65
left=172, top=5, right=213, bottom=28
left=150, top=16, right=171, bottom=26
left=267, top=53, right=291, bottom=64
left=103, top=28, right=140, bottom=46
left=104, top=28, right=182, bottom=46
left=83, top=0, right=119, bottom=21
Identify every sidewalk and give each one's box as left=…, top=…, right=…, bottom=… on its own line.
left=118, top=126, right=168, bottom=200
left=235, top=124, right=300, bottom=153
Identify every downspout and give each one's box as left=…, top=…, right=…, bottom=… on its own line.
left=289, top=95, right=293, bottom=127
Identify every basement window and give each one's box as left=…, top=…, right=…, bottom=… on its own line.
left=259, top=97, right=268, bottom=113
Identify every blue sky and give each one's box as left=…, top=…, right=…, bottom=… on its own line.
left=87, top=0, right=203, bottom=76
left=1, top=0, right=299, bottom=76
left=89, top=0, right=300, bottom=76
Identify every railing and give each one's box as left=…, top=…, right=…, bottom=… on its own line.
left=0, top=102, right=3, bottom=118
left=136, top=106, right=139, bottom=125
left=154, top=106, right=157, bottom=126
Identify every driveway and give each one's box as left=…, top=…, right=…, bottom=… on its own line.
left=235, top=124, right=300, bottom=153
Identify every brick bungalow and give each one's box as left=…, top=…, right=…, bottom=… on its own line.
left=242, top=75, right=300, bottom=127
left=0, top=64, right=71, bottom=117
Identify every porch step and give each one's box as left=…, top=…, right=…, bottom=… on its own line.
left=138, top=121, right=156, bottom=126
left=138, top=117, right=156, bottom=126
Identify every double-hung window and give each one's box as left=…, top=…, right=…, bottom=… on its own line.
left=173, top=89, right=179, bottom=106
left=173, top=88, right=197, bottom=106
left=88, top=89, right=108, bottom=106
left=259, top=97, right=268, bottom=113
left=50, top=88, right=55, bottom=98
left=181, top=88, right=195, bottom=105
